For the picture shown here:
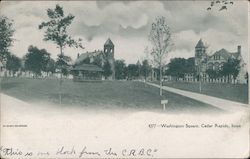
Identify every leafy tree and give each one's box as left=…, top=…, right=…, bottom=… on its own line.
left=165, top=57, right=196, bottom=80
left=0, top=16, right=15, bottom=64
left=39, top=4, right=83, bottom=104
left=127, top=64, right=139, bottom=79
left=45, top=58, right=56, bottom=74
left=103, top=61, right=112, bottom=79
left=149, top=16, right=172, bottom=96
left=221, top=58, right=240, bottom=83
left=39, top=5, right=83, bottom=52
left=206, top=69, right=221, bottom=80
left=166, top=58, right=186, bottom=78
left=136, top=60, right=141, bottom=78
left=24, top=46, right=50, bottom=77
left=6, top=54, right=21, bottom=76
left=115, top=60, right=127, bottom=80
left=141, top=59, right=151, bottom=80
left=185, top=57, right=195, bottom=74
left=56, top=54, right=72, bottom=76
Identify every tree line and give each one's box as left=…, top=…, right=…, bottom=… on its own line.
left=165, top=57, right=247, bottom=83
left=3, top=46, right=153, bottom=81
left=114, top=59, right=151, bottom=80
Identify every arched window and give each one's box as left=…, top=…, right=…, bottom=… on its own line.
left=208, top=63, right=213, bottom=70
left=214, top=62, right=219, bottom=70
left=219, top=63, right=224, bottom=70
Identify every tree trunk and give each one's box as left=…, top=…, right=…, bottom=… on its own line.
left=59, top=45, right=63, bottom=105
left=160, top=65, right=162, bottom=96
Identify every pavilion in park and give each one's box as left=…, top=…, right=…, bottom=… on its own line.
left=71, top=38, right=115, bottom=81
left=71, top=64, right=103, bottom=81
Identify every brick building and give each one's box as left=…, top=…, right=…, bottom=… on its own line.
left=194, top=39, right=247, bottom=83
left=72, top=38, right=115, bottom=81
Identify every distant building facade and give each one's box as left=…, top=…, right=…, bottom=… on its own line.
left=72, top=38, right=115, bottom=81
left=194, top=39, right=247, bottom=83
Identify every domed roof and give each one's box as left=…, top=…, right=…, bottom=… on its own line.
left=104, top=38, right=114, bottom=46
left=195, top=39, right=205, bottom=48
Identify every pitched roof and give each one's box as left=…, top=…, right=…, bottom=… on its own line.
left=71, top=64, right=103, bottom=72
left=195, top=39, right=205, bottom=48
left=75, top=50, right=103, bottom=64
left=212, top=49, right=230, bottom=60
left=211, top=48, right=241, bottom=60
left=104, top=38, right=114, bottom=46
left=231, top=52, right=240, bottom=59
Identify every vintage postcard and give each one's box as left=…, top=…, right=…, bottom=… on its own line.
left=0, top=0, right=249, bottom=158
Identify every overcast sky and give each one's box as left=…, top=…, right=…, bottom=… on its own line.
left=0, top=0, right=248, bottom=65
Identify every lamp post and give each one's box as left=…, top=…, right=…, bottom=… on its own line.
left=199, top=67, right=202, bottom=93
left=196, top=59, right=202, bottom=93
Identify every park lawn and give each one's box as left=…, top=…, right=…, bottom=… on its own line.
left=162, top=81, right=249, bottom=104
left=1, top=78, right=222, bottom=113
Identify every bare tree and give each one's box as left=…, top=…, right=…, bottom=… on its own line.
left=149, top=16, right=172, bottom=96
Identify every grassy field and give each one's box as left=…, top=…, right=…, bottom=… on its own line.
left=1, top=78, right=222, bottom=113
left=161, top=81, right=249, bottom=104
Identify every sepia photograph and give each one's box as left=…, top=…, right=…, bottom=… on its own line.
left=0, top=0, right=249, bottom=158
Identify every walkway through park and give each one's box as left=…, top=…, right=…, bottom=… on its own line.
left=146, top=82, right=249, bottom=112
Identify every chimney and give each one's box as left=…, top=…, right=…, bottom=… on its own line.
left=237, top=45, right=241, bottom=54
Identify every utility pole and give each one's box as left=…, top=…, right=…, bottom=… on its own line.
left=197, top=59, right=202, bottom=93
left=199, top=71, right=202, bottom=93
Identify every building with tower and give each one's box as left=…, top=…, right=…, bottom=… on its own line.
left=71, top=38, right=115, bottom=81
left=104, top=38, right=115, bottom=80
left=195, top=39, right=208, bottom=74
left=194, top=39, right=247, bottom=83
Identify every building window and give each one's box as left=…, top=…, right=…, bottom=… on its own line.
left=214, top=62, right=219, bottom=70
left=208, top=63, right=213, bottom=70
left=219, top=64, right=222, bottom=70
